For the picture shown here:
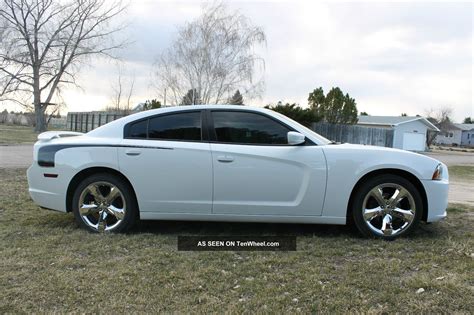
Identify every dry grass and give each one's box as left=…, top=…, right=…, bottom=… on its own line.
left=0, top=168, right=473, bottom=313
left=449, top=165, right=474, bottom=182
left=0, top=124, right=39, bottom=144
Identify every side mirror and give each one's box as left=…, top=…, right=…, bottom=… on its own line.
left=287, top=131, right=305, bottom=145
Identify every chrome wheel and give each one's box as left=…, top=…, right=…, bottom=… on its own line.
left=362, top=183, right=416, bottom=237
left=78, top=181, right=126, bottom=232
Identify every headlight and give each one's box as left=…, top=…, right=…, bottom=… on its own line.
left=432, top=164, right=443, bottom=180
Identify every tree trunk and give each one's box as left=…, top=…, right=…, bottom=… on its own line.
left=34, top=103, right=46, bottom=133
left=33, top=65, right=46, bottom=133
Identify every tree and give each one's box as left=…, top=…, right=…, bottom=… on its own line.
left=229, top=90, right=244, bottom=105
left=181, top=89, right=201, bottom=105
left=265, top=102, right=319, bottom=127
left=0, top=0, right=126, bottom=132
left=401, top=113, right=407, bottom=117
left=463, top=117, right=472, bottom=124
left=425, top=107, right=453, bottom=147
left=154, top=2, right=266, bottom=106
left=142, top=99, right=161, bottom=111
left=110, top=63, right=135, bottom=114
left=308, top=87, right=358, bottom=124
left=360, top=111, right=369, bottom=116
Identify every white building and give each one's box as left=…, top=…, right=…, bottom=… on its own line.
left=435, top=123, right=474, bottom=147
left=357, top=116, right=439, bottom=151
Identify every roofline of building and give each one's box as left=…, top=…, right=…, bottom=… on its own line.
left=358, top=117, right=440, bottom=132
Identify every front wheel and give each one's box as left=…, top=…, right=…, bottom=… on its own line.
left=72, top=173, right=138, bottom=233
left=352, top=174, right=423, bottom=239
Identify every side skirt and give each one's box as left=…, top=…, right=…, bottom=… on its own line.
left=139, top=212, right=347, bottom=225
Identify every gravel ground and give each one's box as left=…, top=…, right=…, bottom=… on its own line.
left=0, top=144, right=33, bottom=168
left=423, top=151, right=474, bottom=166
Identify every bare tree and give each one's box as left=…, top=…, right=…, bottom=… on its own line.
left=425, top=106, right=454, bottom=147
left=108, top=62, right=135, bottom=114
left=0, top=0, right=127, bottom=132
left=153, top=2, right=266, bottom=105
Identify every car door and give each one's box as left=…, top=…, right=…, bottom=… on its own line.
left=118, top=110, right=213, bottom=214
left=208, top=110, right=327, bottom=216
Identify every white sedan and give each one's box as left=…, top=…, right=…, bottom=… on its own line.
left=27, top=105, right=448, bottom=239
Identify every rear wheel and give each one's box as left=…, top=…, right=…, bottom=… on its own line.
left=352, top=174, right=423, bottom=239
left=72, top=173, right=138, bottom=233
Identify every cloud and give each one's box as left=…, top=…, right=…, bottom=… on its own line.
left=3, top=0, right=471, bottom=121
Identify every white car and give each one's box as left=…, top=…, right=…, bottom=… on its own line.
left=27, top=105, right=448, bottom=239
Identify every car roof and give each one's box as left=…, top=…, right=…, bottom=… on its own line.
left=87, top=105, right=274, bottom=137
left=85, top=105, right=331, bottom=145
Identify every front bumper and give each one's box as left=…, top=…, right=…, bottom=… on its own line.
left=421, top=178, right=449, bottom=222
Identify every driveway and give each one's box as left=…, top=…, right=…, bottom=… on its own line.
left=424, top=151, right=474, bottom=166
left=0, top=144, right=472, bottom=205
left=423, top=151, right=473, bottom=205
left=0, top=144, right=33, bottom=168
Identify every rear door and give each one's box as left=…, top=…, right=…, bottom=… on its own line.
left=118, top=110, right=213, bottom=214
left=208, top=110, right=327, bottom=216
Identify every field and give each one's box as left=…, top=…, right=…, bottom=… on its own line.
left=0, top=124, right=39, bottom=144
left=0, top=168, right=473, bottom=313
left=449, top=165, right=474, bottom=182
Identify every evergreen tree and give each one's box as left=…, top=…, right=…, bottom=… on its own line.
left=308, top=87, right=358, bottom=124
left=229, top=90, right=244, bottom=105
left=181, top=89, right=201, bottom=105
left=142, top=99, right=162, bottom=111
left=265, top=103, right=319, bottom=127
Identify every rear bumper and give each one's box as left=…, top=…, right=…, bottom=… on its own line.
left=421, top=179, right=448, bottom=222
left=27, top=165, right=67, bottom=212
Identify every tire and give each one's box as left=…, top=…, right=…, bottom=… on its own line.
left=72, top=173, right=138, bottom=233
left=352, top=174, right=423, bottom=240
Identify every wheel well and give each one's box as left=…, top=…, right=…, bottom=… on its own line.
left=346, top=168, right=429, bottom=224
left=66, top=167, right=138, bottom=215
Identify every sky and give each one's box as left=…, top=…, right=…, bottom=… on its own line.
left=3, top=0, right=473, bottom=122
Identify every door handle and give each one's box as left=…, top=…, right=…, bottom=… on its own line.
left=125, top=149, right=141, bottom=156
left=217, top=155, right=234, bottom=163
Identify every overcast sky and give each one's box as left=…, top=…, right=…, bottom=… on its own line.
left=8, top=0, right=474, bottom=122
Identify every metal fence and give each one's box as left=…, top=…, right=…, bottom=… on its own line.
left=66, top=112, right=127, bottom=132
left=49, top=117, right=67, bottom=129
left=312, top=122, right=394, bottom=147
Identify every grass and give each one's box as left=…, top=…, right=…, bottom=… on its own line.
left=0, top=168, right=473, bottom=313
left=448, top=165, right=474, bottom=182
left=0, top=124, right=39, bottom=144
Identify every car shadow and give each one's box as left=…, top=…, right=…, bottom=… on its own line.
left=39, top=211, right=444, bottom=240
left=132, top=219, right=358, bottom=239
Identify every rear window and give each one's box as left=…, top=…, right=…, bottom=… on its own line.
left=128, top=120, right=147, bottom=139
left=124, top=111, right=202, bottom=141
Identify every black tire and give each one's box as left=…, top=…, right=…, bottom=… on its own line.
left=72, top=173, right=138, bottom=233
left=352, top=174, right=423, bottom=240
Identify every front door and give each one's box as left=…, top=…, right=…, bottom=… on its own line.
left=209, top=110, right=327, bottom=216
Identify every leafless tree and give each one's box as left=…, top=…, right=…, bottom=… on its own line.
left=425, top=106, right=454, bottom=147
left=108, top=62, right=135, bottom=114
left=0, top=0, right=127, bottom=132
left=153, top=2, right=266, bottom=106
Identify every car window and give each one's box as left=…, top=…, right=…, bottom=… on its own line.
left=212, top=111, right=290, bottom=145
left=128, top=119, right=147, bottom=139
left=148, top=111, right=201, bottom=141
